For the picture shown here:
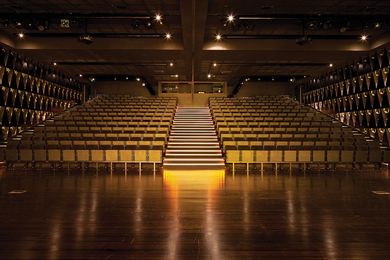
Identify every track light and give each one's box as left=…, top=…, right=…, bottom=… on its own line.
left=165, top=33, right=171, bottom=39
left=155, top=14, right=162, bottom=23
left=215, top=34, right=222, bottom=41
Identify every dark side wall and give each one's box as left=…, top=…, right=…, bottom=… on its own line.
left=94, top=81, right=152, bottom=96
left=235, top=82, right=296, bottom=97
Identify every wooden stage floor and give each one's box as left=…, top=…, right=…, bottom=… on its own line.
left=0, top=167, right=389, bottom=259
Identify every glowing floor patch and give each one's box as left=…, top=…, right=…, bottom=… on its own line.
left=372, top=191, right=390, bottom=195
left=8, top=190, right=27, bottom=194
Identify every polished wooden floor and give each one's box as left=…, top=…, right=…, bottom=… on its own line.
left=0, top=167, right=390, bottom=259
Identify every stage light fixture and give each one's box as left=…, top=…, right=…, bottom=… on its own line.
left=227, top=14, right=235, bottom=22
left=155, top=14, right=162, bottom=23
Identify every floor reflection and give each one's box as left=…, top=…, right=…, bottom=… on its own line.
left=0, top=170, right=389, bottom=259
left=163, top=169, right=225, bottom=259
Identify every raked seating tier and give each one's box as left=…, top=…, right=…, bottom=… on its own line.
left=3, top=95, right=177, bottom=167
left=210, top=96, right=387, bottom=166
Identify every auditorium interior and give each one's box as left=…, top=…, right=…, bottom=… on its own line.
left=0, top=0, right=390, bottom=259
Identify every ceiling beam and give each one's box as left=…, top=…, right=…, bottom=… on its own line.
left=193, top=0, right=209, bottom=81
left=179, top=0, right=193, bottom=81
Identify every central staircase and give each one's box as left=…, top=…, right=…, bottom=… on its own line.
left=163, top=107, right=225, bottom=168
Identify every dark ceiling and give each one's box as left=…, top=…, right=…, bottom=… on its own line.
left=0, top=0, right=390, bottom=93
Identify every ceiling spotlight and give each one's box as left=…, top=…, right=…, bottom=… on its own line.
left=79, top=74, right=83, bottom=78
left=374, top=22, right=381, bottom=28
left=125, top=77, right=129, bottom=80
left=227, top=14, right=235, bottom=22
left=213, top=62, right=217, bottom=67
left=207, top=73, right=212, bottom=78
left=165, top=33, right=171, bottom=39
left=18, top=32, right=24, bottom=38
left=175, top=74, right=179, bottom=78
left=169, top=62, right=174, bottom=67
left=155, top=14, right=162, bottom=23
left=360, top=34, right=368, bottom=41
left=215, top=34, right=222, bottom=41
left=142, top=83, right=146, bottom=86
left=329, top=63, right=333, bottom=67
left=53, top=62, right=57, bottom=66
left=136, top=77, right=140, bottom=81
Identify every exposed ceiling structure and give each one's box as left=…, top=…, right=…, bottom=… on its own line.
left=0, top=0, right=390, bottom=94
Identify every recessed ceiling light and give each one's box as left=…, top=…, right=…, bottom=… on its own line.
left=165, top=33, right=171, bottom=39
left=18, top=32, right=24, bottom=38
left=169, top=62, right=174, bottom=67
left=215, top=34, right=222, bottom=41
left=213, top=62, right=217, bottom=67
left=360, top=34, right=368, bottom=41
left=227, top=14, right=235, bottom=22
left=329, top=63, right=333, bottom=67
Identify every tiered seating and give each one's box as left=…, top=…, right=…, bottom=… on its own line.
left=210, top=96, right=384, bottom=168
left=4, top=95, right=177, bottom=168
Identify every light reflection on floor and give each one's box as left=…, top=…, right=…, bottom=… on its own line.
left=0, top=169, right=389, bottom=259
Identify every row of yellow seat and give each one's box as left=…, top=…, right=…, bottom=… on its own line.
left=23, top=132, right=167, bottom=140
left=222, top=140, right=375, bottom=150
left=218, top=126, right=352, bottom=134
left=216, top=121, right=335, bottom=128
left=33, top=126, right=170, bottom=134
left=44, top=120, right=171, bottom=127
left=226, top=149, right=385, bottom=164
left=3, top=148, right=162, bottom=164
